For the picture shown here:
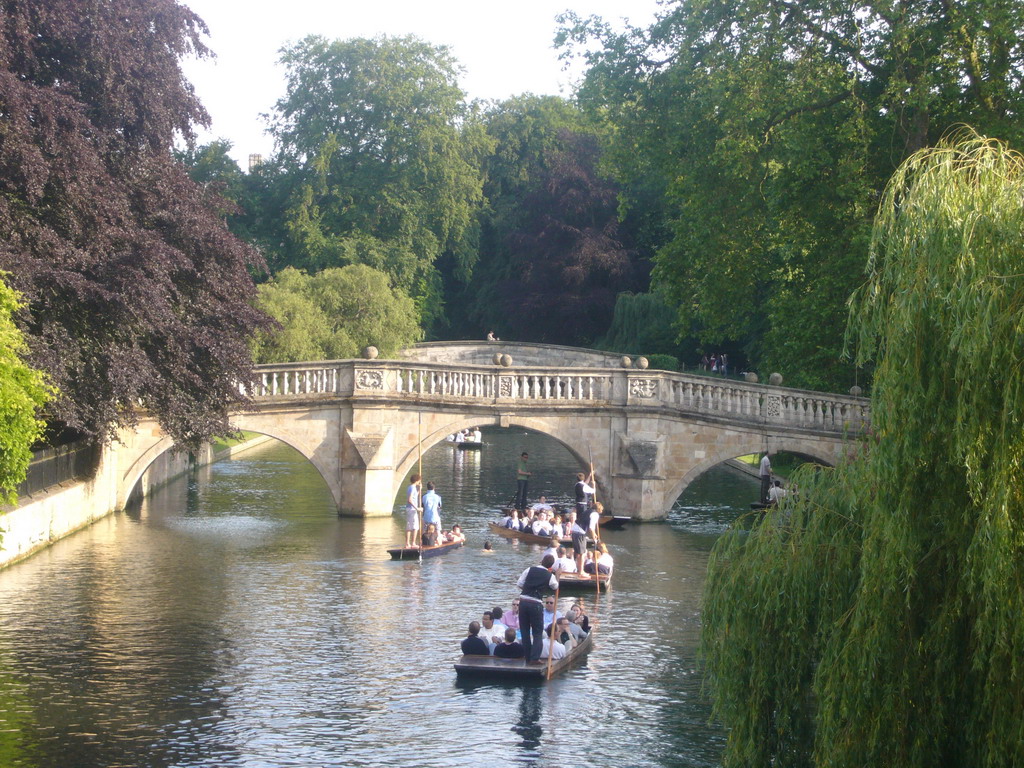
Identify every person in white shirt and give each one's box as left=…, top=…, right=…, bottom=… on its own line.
left=471, top=427, right=482, bottom=442
left=454, top=430, right=465, bottom=443
left=477, top=610, right=507, bottom=652
left=542, top=539, right=560, bottom=562
left=759, top=452, right=772, bottom=504
left=539, top=634, right=566, bottom=660
left=532, top=511, right=553, bottom=537
left=767, top=480, right=788, bottom=504
left=586, top=501, right=602, bottom=539
left=531, top=496, right=553, bottom=514
left=554, top=547, right=577, bottom=573
left=583, top=542, right=614, bottom=576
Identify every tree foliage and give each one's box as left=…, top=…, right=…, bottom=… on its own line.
left=463, top=97, right=645, bottom=345
left=560, top=0, right=1024, bottom=389
left=599, top=291, right=686, bottom=358
left=701, top=133, right=1024, bottom=768
left=269, top=35, right=491, bottom=330
left=252, top=265, right=422, bottom=363
left=0, top=0, right=270, bottom=449
left=0, top=275, right=52, bottom=504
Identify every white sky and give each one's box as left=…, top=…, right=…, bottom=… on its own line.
left=179, top=0, right=664, bottom=167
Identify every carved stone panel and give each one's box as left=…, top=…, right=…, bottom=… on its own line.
left=629, top=378, right=657, bottom=399
left=355, top=369, right=384, bottom=390
left=616, top=434, right=662, bottom=478
left=766, top=394, right=782, bottom=419
left=627, top=441, right=659, bottom=476
left=498, top=377, right=513, bottom=398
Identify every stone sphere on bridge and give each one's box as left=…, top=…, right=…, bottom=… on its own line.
left=620, top=356, right=632, bottom=368
left=850, top=385, right=863, bottom=397
left=362, top=346, right=379, bottom=360
left=499, top=354, right=513, bottom=367
left=493, top=353, right=503, bottom=365
left=635, top=356, right=649, bottom=369
left=769, top=372, right=783, bottom=386
left=745, top=372, right=759, bottom=383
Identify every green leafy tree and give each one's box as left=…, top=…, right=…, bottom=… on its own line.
left=702, top=132, right=1024, bottom=768
left=253, top=265, right=422, bottom=363
left=0, top=0, right=270, bottom=449
left=0, top=276, right=52, bottom=504
left=269, top=35, right=491, bottom=330
left=561, top=0, right=1024, bottom=390
left=599, top=291, right=688, bottom=358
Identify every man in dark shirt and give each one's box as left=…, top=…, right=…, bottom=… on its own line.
left=492, top=627, right=525, bottom=659
left=460, top=621, right=490, bottom=655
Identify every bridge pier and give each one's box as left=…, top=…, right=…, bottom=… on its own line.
left=339, top=425, right=397, bottom=517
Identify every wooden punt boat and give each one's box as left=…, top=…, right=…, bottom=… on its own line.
left=387, top=539, right=464, bottom=560
left=555, top=572, right=611, bottom=592
left=488, top=522, right=571, bottom=547
left=454, top=629, right=594, bottom=680
left=456, top=441, right=482, bottom=451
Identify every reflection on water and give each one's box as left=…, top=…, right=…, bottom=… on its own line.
left=0, top=429, right=758, bottom=767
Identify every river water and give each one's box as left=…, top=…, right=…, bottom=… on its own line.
left=0, top=427, right=759, bottom=768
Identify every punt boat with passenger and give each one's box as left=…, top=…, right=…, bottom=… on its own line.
left=387, top=539, right=464, bottom=560
left=488, top=522, right=571, bottom=547
left=454, top=630, right=594, bottom=680
left=554, top=572, right=611, bottom=592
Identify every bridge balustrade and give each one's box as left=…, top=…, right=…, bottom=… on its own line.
left=245, top=361, right=869, bottom=435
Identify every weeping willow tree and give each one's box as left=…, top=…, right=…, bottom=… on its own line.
left=701, top=131, right=1024, bottom=768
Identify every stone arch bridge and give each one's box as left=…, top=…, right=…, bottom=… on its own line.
left=110, top=343, right=869, bottom=521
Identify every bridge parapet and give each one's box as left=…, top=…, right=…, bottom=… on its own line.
left=246, top=361, right=869, bottom=435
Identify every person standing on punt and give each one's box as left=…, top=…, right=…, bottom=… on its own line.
left=422, top=481, right=442, bottom=533
left=515, top=452, right=531, bottom=510
left=516, top=554, right=559, bottom=663
left=759, top=452, right=773, bottom=504
left=574, top=472, right=596, bottom=517
left=404, top=474, right=422, bottom=548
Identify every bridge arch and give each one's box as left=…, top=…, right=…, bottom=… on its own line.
left=662, top=440, right=837, bottom=510
left=118, top=424, right=340, bottom=512
left=390, top=415, right=592, bottom=503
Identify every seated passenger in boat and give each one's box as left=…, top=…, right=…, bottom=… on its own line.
left=520, top=508, right=537, bottom=531
left=503, top=599, right=520, bottom=630
left=493, top=627, right=525, bottom=659
left=471, top=427, right=482, bottom=443
left=583, top=542, right=614, bottom=576
left=553, top=617, right=578, bottom=652
left=532, top=512, right=554, bottom=537
left=531, top=496, right=553, bottom=514
left=542, top=596, right=563, bottom=628
left=566, top=603, right=591, bottom=635
left=539, top=631, right=566, bottom=661
left=454, top=430, right=465, bottom=443
left=555, top=547, right=577, bottom=573
left=543, top=538, right=560, bottom=561
left=767, top=480, right=789, bottom=504
left=461, top=621, right=490, bottom=655
left=478, top=610, right=507, bottom=650
left=444, top=524, right=466, bottom=544
left=502, top=509, right=519, bottom=528
left=421, top=523, right=439, bottom=547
